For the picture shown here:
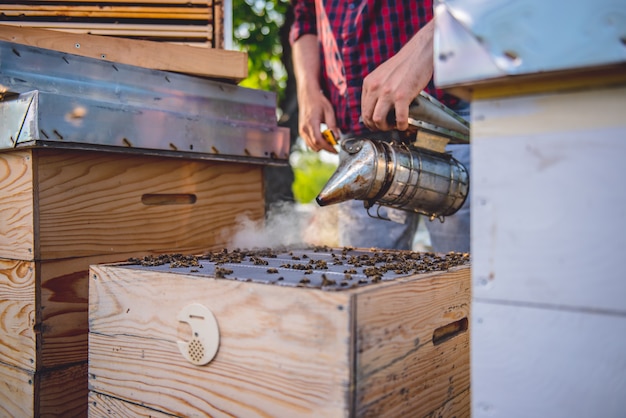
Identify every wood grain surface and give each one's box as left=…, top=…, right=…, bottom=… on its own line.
left=34, top=149, right=264, bottom=259
left=38, top=362, right=89, bottom=417
left=354, top=267, right=471, bottom=417
left=0, top=361, right=88, bottom=417
left=2, top=148, right=265, bottom=260
left=89, top=265, right=353, bottom=417
left=1, top=5, right=211, bottom=20
left=428, top=388, right=471, bottom=418
left=0, top=259, right=36, bottom=371
left=2, top=0, right=209, bottom=3
left=89, top=391, right=173, bottom=417
left=0, top=24, right=247, bottom=80
left=0, top=362, right=34, bottom=417
left=0, top=150, right=35, bottom=260
left=38, top=253, right=154, bottom=368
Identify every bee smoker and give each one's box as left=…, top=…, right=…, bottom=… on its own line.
left=316, top=91, right=470, bottom=221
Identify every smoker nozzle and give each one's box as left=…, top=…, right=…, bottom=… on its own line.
left=315, top=138, right=383, bottom=206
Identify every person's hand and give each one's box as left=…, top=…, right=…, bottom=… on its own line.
left=361, top=19, right=435, bottom=132
left=297, top=87, right=338, bottom=154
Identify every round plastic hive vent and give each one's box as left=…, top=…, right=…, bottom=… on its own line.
left=177, top=304, right=220, bottom=366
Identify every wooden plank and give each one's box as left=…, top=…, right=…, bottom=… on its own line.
left=0, top=362, right=34, bottom=417
left=0, top=24, right=247, bottom=80
left=13, top=0, right=210, bottom=3
left=89, top=265, right=352, bottom=417
left=39, top=362, right=88, bottom=417
left=1, top=22, right=210, bottom=36
left=0, top=259, right=36, bottom=371
left=39, top=256, right=90, bottom=369
left=354, top=267, right=471, bottom=416
left=0, top=149, right=35, bottom=261
left=89, top=391, right=173, bottom=417
left=0, top=361, right=88, bottom=417
left=212, top=0, right=224, bottom=48
left=34, top=149, right=263, bottom=259
left=168, top=41, right=210, bottom=48
left=1, top=6, right=211, bottom=20
left=472, top=301, right=626, bottom=418
left=472, top=86, right=626, bottom=313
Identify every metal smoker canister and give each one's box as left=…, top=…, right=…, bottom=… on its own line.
left=316, top=138, right=469, bottom=220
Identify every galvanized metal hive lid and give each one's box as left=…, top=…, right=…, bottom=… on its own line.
left=123, top=247, right=470, bottom=290
left=0, top=41, right=289, bottom=165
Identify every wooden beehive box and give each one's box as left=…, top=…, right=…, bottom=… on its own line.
left=0, top=148, right=265, bottom=417
left=88, top=249, right=471, bottom=417
left=0, top=0, right=224, bottom=48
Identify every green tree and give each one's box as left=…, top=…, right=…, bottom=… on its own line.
left=232, top=0, right=290, bottom=106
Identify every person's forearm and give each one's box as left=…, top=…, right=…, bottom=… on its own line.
left=291, top=33, right=338, bottom=153
left=292, top=34, right=322, bottom=97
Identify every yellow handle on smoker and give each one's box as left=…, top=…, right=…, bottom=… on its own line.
left=322, top=129, right=338, bottom=146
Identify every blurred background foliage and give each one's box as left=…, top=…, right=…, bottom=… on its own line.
left=291, top=151, right=338, bottom=203
left=232, top=0, right=290, bottom=107
left=232, top=0, right=337, bottom=205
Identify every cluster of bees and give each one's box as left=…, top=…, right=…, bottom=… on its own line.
left=127, top=246, right=470, bottom=289
left=127, top=253, right=201, bottom=268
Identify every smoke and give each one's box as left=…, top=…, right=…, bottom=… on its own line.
left=226, top=201, right=339, bottom=249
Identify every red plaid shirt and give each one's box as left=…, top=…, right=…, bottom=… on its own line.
left=290, top=0, right=458, bottom=135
